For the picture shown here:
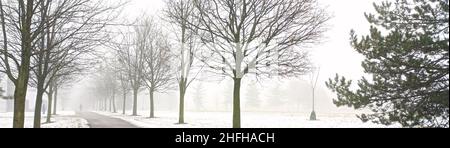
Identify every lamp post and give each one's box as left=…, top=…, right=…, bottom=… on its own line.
left=310, top=67, right=320, bottom=121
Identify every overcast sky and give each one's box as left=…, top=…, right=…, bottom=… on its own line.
left=119, top=0, right=377, bottom=88
left=61, top=0, right=380, bottom=112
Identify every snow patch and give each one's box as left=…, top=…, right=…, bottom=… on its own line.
left=0, top=111, right=89, bottom=128
left=96, top=111, right=400, bottom=128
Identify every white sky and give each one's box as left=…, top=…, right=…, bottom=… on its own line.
left=119, top=0, right=377, bottom=87
left=60, top=0, right=380, bottom=112
left=313, top=0, right=376, bottom=87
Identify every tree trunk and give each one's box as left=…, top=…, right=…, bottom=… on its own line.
left=112, top=89, right=116, bottom=113
left=178, top=19, right=187, bottom=124
left=33, top=0, right=47, bottom=128
left=13, top=82, right=28, bottom=128
left=33, top=88, right=45, bottom=128
left=107, top=98, right=110, bottom=111
left=149, top=88, right=155, bottom=118
left=12, top=0, right=34, bottom=129
left=178, top=79, right=186, bottom=124
left=132, top=89, right=138, bottom=116
left=232, top=78, right=242, bottom=128
left=122, top=92, right=126, bottom=115
left=46, top=89, right=53, bottom=123
left=104, top=98, right=107, bottom=112
left=109, top=97, right=112, bottom=112
left=53, top=87, right=58, bottom=115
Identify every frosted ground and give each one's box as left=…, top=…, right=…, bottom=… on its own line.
left=96, top=111, right=399, bottom=128
left=1, top=110, right=400, bottom=128
left=0, top=111, right=89, bottom=128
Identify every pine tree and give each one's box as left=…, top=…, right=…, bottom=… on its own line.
left=326, top=0, right=449, bottom=128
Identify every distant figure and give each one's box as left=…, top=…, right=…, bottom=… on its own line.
left=79, top=104, right=83, bottom=112
left=42, top=103, right=47, bottom=115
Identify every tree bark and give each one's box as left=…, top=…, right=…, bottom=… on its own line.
left=104, top=98, right=107, bottom=112
left=107, top=98, right=109, bottom=111
left=149, top=88, right=155, bottom=118
left=13, top=82, right=28, bottom=128
left=122, top=92, right=126, bottom=115
left=109, top=97, right=112, bottom=112
left=178, top=17, right=187, bottom=124
left=13, top=0, right=34, bottom=128
left=53, top=87, right=58, bottom=115
left=233, top=78, right=242, bottom=128
left=33, top=88, right=45, bottom=128
left=132, top=89, right=138, bottom=116
left=112, top=89, right=116, bottom=113
left=34, top=0, right=49, bottom=128
left=178, top=79, right=186, bottom=124
left=46, top=89, right=53, bottom=123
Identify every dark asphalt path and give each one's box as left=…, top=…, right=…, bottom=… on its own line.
left=77, top=112, right=139, bottom=128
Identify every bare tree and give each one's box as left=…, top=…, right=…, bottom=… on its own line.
left=52, top=72, right=80, bottom=115
left=0, top=0, right=50, bottom=128
left=28, top=0, right=119, bottom=128
left=108, top=47, right=132, bottom=115
left=138, top=18, right=174, bottom=118
left=187, top=0, right=330, bottom=128
left=116, top=62, right=131, bottom=115
left=113, top=28, right=146, bottom=116
left=0, top=0, right=121, bottom=128
left=106, top=60, right=119, bottom=113
left=43, top=51, right=98, bottom=123
left=90, top=61, right=120, bottom=113
left=164, top=0, right=204, bottom=124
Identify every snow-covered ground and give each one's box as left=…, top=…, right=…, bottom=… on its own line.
left=0, top=111, right=89, bottom=128
left=96, top=111, right=400, bottom=128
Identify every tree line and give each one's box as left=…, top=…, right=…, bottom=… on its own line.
left=0, top=0, right=122, bottom=128
left=92, top=0, right=449, bottom=128
left=92, top=0, right=329, bottom=128
left=2, top=0, right=446, bottom=128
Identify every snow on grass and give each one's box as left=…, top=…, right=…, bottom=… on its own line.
left=0, top=112, right=33, bottom=128
left=0, top=111, right=89, bottom=128
left=96, top=111, right=400, bottom=128
left=41, top=116, right=89, bottom=128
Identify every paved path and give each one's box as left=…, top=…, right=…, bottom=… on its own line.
left=77, top=112, right=139, bottom=128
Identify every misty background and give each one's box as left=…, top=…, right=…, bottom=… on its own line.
left=53, top=0, right=375, bottom=115
left=0, top=0, right=374, bottom=115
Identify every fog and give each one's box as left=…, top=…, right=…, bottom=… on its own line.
left=54, top=0, right=377, bottom=114
left=0, top=0, right=387, bottom=129
left=0, top=0, right=446, bottom=130
left=0, top=0, right=377, bottom=114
